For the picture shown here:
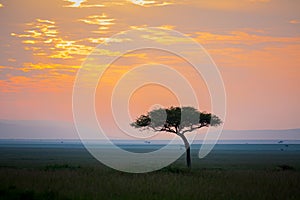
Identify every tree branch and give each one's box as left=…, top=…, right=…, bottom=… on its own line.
left=160, top=127, right=176, bottom=133
left=149, top=127, right=162, bottom=132
left=181, top=123, right=208, bottom=135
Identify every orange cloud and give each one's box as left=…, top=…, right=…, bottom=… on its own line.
left=158, top=25, right=176, bottom=30
left=36, top=19, right=55, bottom=24
left=289, top=20, right=300, bottom=24
left=11, top=19, right=95, bottom=60
left=0, top=76, right=32, bottom=93
left=63, top=0, right=173, bottom=8
left=51, top=39, right=93, bottom=58
left=0, top=62, right=79, bottom=92
left=128, top=0, right=273, bottom=8
left=0, top=65, right=14, bottom=71
left=130, top=0, right=173, bottom=7
left=8, top=58, right=17, bottom=63
left=80, top=14, right=114, bottom=26
left=132, top=28, right=191, bottom=45
left=0, top=80, right=12, bottom=93
left=11, top=18, right=59, bottom=58
left=65, top=0, right=86, bottom=7
left=0, top=63, right=78, bottom=93
left=64, top=0, right=104, bottom=8
left=64, top=0, right=104, bottom=7
left=22, top=40, right=36, bottom=44
left=79, top=14, right=115, bottom=34
left=12, top=19, right=57, bottom=39
left=20, top=63, right=80, bottom=72
left=206, top=43, right=300, bottom=71
left=9, top=76, right=31, bottom=84
left=248, top=0, right=270, bottom=2
left=195, top=31, right=300, bottom=45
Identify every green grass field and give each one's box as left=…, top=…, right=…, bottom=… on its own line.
left=0, top=147, right=300, bottom=200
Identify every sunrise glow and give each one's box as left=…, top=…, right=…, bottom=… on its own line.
left=0, top=0, right=299, bottom=135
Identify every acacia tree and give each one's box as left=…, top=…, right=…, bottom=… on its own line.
left=130, top=106, right=222, bottom=168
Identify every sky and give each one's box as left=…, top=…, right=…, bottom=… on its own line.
left=0, top=0, right=300, bottom=139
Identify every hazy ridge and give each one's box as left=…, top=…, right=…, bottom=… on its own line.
left=0, top=120, right=299, bottom=140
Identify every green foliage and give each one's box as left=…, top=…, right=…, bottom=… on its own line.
left=131, top=106, right=222, bottom=134
left=130, top=115, right=151, bottom=128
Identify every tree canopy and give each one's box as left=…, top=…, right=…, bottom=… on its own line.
left=131, top=106, right=222, bottom=135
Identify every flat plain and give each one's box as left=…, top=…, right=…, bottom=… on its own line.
left=0, top=143, right=299, bottom=200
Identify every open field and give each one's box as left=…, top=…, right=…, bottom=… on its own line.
left=0, top=143, right=300, bottom=200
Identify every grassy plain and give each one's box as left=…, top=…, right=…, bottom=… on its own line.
left=0, top=146, right=299, bottom=200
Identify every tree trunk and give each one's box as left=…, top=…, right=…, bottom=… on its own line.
left=179, top=134, right=191, bottom=168
left=186, top=146, right=191, bottom=169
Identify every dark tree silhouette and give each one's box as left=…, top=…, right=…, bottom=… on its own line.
left=131, top=106, right=222, bottom=168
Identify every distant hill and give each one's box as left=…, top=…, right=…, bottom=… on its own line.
left=0, top=120, right=299, bottom=140
left=0, top=120, right=78, bottom=139
left=219, top=129, right=300, bottom=140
